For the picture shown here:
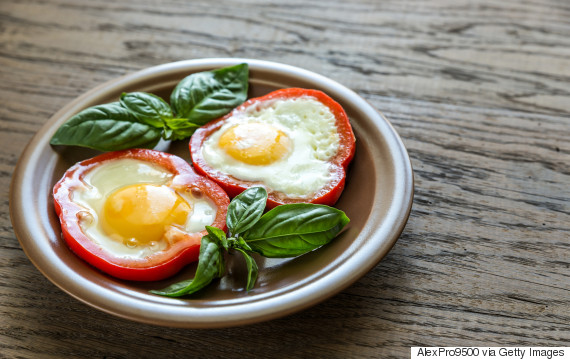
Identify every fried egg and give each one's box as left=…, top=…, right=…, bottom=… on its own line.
left=200, top=96, right=341, bottom=199
left=71, top=158, right=217, bottom=259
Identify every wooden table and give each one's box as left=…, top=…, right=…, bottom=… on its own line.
left=1, top=0, right=568, bottom=357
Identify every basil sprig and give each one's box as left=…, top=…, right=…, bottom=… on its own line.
left=150, top=187, right=350, bottom=297
left=50, top=63, right=249, bottom=151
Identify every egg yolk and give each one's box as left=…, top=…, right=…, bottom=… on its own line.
left=101, top=184, right=191, bottom=247
left=218, top=123, right=291, bottom=165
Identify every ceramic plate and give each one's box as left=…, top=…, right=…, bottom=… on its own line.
left=10, top=58, right=413, bottom=328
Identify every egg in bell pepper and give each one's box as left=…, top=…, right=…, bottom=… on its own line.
left=53, top=149, right=229, bottom=281
left=189, top=88, right=356, bottom=208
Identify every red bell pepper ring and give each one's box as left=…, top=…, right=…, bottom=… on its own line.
left=189, top=88, right=356, bottom=208
left=53, top=149, right=229, bottom=281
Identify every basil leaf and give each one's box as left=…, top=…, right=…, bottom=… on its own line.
left=226, top=187, right=268, bottom=236
left=234, top=248, right=258, bottom=291
left=163, top=127, right=174, bottom=140
left=149, top=235, right=225, bottom=297
left=120, top=92, right=172, bottom=128
left=170, top=63, right=248, bottom=125
left=50, top=102, right=162, bottom=151
left=163, top=117, right=201, bottom=141
left=236, top=236, right=253, bottom=252
left=243, top=204, right=350, bottom=258
left=206, top=225, right=228, bottom=250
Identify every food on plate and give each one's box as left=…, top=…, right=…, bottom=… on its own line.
left=190, top=88, right=356, bottom=208
left=52, top=149, right=229, bottom=281
left=49, top=66, right=355, bottom=293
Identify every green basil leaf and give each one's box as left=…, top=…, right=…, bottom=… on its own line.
left=163, top=117, right=200, bottom=141
left=206, top=225, right=229, bottom=250
left=234, top=248, right=258, bottom=291
left=226, top=187, right=268, bottom=236
left=163, top=127, right=174, bottom=140
left=170, top=63, right=248, bottom=125
left=236, top=236, right=253, bottom=252
left=120, top=92, right=172, bottom=128
left=243, top=204, right=350, bottom=258
left=50, top=102, right=162, bottom=151
left=149, top=235, right=225, bottom=297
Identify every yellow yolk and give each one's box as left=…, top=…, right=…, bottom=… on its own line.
left=101, top=184, right=191, bottom=247
left=218, top=123, right=291, bottom=165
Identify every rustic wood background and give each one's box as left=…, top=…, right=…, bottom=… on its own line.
left=1, top=0, right=568, bottom=357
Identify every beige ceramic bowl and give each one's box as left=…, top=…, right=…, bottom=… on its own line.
left=10, top=58, right=413, bottom=328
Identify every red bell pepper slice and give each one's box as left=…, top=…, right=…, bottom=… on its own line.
left=53, top=149, right=229, bottom=281
left=189, top=88, right=356, bottom=208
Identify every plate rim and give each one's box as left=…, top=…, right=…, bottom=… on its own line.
left=10, top=58, right=414, bottom=328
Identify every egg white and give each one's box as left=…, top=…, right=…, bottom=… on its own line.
left=201, top=96, right=341, bottom=198
left=71, top=158, right=217, bottom=259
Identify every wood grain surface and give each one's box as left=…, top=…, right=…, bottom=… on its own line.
left=1, top=0, right=568, bottom=358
